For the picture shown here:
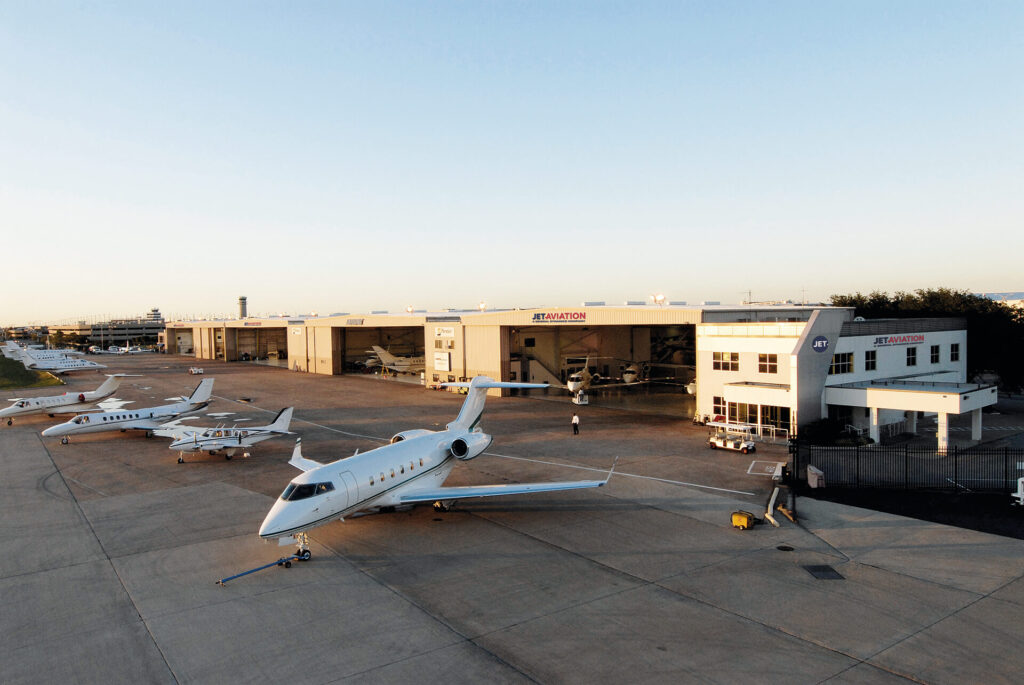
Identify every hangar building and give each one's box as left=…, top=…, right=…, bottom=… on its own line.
left=168, top=304, right=996, bottom=446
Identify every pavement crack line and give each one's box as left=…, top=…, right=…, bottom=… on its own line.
left=34, top=433, right=181, bottom=684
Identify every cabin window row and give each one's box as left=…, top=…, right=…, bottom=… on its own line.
left=369, top=458, right=425, bottom=486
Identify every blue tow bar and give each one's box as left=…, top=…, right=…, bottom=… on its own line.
left=216, top=555, right=300, bottom=586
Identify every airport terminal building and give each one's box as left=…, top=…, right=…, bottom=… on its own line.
left=167, top=304, right=996, bottom=446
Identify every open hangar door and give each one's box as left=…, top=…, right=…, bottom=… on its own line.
left=342, top=326, right=423, bottom=374
left=235, top=326, right=289, bottom=366
left=507, top=324, right=696, bottom=416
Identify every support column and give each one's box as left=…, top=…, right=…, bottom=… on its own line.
left=869, top=406, right=880, bottom=444
left=906, top=410, right=917, bottom=434
left=971, top=407, right=983, bottom=441
left=937, top=412, right=949, bottom=451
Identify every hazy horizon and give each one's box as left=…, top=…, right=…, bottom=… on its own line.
left=3, top=2, right=1021, bottom=326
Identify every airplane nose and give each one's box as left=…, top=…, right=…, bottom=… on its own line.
left=41, top=425, right=64, bottom=437
left=259, top=500, right=290, bottom=538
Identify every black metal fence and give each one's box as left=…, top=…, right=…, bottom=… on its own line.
left=792, top=442, right=1024, bottom=493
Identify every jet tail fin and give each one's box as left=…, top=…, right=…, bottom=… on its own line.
left=288, top=438, right=322, bottom=472
left=371, top=345, right=397, bottom=365
left=187, top=378, right=215, bottom=405
left=443, top=376, right=549, bottom=432
left=268, top=407, right=294, bottom=432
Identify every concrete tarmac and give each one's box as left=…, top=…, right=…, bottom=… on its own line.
left=1, top=356, right=1022, bottom=684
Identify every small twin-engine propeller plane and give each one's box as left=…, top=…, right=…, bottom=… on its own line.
left=0, top=374, right=138, bottom=425
left=41, top=378, right=215, bottom=444
left=161, top=407, right=295, bottom=463
left=259, top=376, right=613, bottom=560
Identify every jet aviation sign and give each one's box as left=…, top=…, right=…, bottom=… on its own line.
left=531, top=311, right=587, bottom=323
left=873, top=334, right=925, bottom=347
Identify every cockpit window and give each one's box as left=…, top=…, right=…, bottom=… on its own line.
left=280, top=481, right=334, bottom=501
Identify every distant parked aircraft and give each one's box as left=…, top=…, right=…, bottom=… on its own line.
left=42, top=379, right=215, bottom=444
left=0, top=374, right=137, bottom=425
left=160, top=407, right=295, bottom=462
left=369, top=345, right=425, bottom=374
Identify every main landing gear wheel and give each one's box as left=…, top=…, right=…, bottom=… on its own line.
left=61, top=437, right=69, bottom=445
left=433, top=500, right=454, bottom=513
left=177, top=456, right=184, bottom=464
left=225, top=454, right=232, bottom=460
left=6, top=419, right=12, bottom=426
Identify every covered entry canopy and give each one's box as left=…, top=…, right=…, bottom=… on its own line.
left=825, top=380, right=999, bottom=448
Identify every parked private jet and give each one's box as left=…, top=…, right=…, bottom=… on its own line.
left=1, top=374, right=137, bottom=425
left=259, top=376, right=612, bottom=559
left=369, top=345, right=425, bottom=374
left=161, top=407, right=295, bottom=462
left=20, top=354, right=106, bottom=374
left=41, top=378, right=215, bottom=444
left=565, top=357, right=645, bottom=394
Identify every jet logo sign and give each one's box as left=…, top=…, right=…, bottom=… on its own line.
left=531, top=311, right=587, bottom=323
left=873, top=334, right=925, bottom=347
left=811, top=336, right=830, bottom=353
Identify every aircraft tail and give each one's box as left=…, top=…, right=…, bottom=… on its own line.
left=444, top=376, right=548, bottom=432
left=187, top=378, right=215, bottom=405
left=93, top=374, right=128, bottom=397
left=268, top=407, right=294, bottom=432
left=371, top=345, right=398, bottom=365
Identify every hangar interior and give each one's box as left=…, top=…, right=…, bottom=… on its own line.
left=508, top=324, right=695, bottom=386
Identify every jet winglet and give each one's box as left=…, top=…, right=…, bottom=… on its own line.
left=287, top=438, right=323, bottom=472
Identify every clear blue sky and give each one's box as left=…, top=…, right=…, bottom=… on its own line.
left=2, top=1, right=1021, bottom=324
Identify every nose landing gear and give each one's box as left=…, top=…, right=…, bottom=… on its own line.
left=295, top=532, right=312, bottom=560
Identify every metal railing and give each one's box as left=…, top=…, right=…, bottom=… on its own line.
left=793, top=442, right=1024, bottom=493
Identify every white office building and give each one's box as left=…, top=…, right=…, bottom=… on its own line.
left=696, top=309, right=998, bottom=448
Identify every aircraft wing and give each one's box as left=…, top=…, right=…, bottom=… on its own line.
left=399, top=476, right=609, bottom=504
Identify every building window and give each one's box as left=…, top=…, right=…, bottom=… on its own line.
left=728, top=402, right=756, bottom=424
left=930, top=345, right=940, bottom=364
left=758, top=354, right=777, bottom=374
left=712, top=396, right=726, bottom=416
left=713, top=352, right=739, bottom=371
left=828, top=352, right=853, bottom=375
left=434, top=340, right=443, bottom=349
left=951, top=343, right=960, bottom=362
left=446, top=340, right=455, bottom=349
left=864, top=350, right=877, bottom=371
left=907, top=347, right=917, bottom=367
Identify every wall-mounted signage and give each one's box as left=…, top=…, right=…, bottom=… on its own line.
left=244, top=322, right=262, bottom=326
left=531, top=311, right=587, bottom=323
left=873, top=334, right=925, bottom=347
left=434, top=351, right=451, bottom=372
left=435, top=326, right=456, bottom=338
left=811, top=335, right=830, bottom=353
left=346, top=318, right=364, bottom=326
left=291, top=328, right=303, bottom=335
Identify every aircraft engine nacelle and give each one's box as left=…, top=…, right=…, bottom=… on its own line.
left=389, top=429, right=434, bottom=444
left=449, top=432, right=493, bottom=460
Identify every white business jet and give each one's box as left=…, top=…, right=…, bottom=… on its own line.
left=15, top=347, right=107, bottom=374
left=369, top=345, right=426, bottom=374
left=162, top=407, right=295, bottom=462
left=41, top=378, right=215, bottom=444
left=259, top=376, right=612, bottom=560
left=0, top=374, right=137, bottom=425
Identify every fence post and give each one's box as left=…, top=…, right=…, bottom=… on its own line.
left=954, top=445, right=958, bottom=492
left=1006, top=447, right=1010, bottom=493
left=855, top=444, right=860, bottom=487
left=904, top=443, right=909, bottom=490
